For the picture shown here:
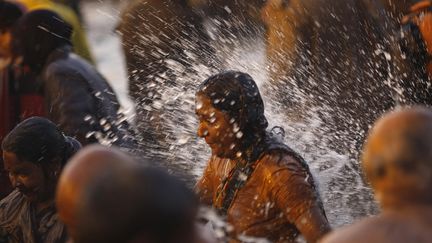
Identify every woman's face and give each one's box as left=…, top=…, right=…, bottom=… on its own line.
left=2, top=151, right=57, bottom=203
left=196, top=94, right=242, bottom=158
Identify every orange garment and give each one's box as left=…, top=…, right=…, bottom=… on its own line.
left=197, top=147, right=330, bottom=243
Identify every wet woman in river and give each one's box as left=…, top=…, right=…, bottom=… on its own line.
left=0, top=117, right=81, bottom=242
left=195, top=71, right=331, bottom=242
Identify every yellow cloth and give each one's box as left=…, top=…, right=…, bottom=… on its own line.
left=15, top=0, right=94, bottom=63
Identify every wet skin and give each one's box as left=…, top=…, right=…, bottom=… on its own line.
left=3, top=151, right=57, bottom=209
left=196, top=94, right=240, bottom=159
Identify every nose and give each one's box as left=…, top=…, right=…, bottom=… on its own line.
left=197, top=122, right=208, bottom=138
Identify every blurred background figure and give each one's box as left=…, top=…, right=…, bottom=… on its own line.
left=57, top=145, right=205, bottom=243
left=400, top=0, right=432, bottom=82
left=0, top=117, right=80, bottom=243
left=0, top=0, right=35, bottom=200
left=53, top=0, right=82, bottom=22
left=117, top=0, right=213, bottom=174
left=10, top=9, right=136, bottom=148
left=322, top=107, right=432, bottom=243
left=195, top=71, right=330, bottom=242
left=14, top=0, right=93, bottom=63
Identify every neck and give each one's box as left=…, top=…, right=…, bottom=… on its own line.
left=237, top=130, right=266, bottom=165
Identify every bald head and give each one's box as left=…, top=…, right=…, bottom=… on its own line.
left=362, top=106, right=432, bottom=208
left=56, top=145, right=198, bottom=243
left=56, top=145, right=136, bottom=242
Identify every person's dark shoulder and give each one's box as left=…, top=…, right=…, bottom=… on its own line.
left=44, top=55, right=83, bottom=77
left=259, top=149, right=307, bottom=174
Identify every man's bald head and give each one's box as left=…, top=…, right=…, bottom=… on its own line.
left=56, top=145, right=136, bottom=241
left=56, top=145, right=198, bottom=243
left=362, top=106, right=432, bottom=208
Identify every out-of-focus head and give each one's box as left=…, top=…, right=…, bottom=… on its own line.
left=362, top=106, right=432, bottom=208
left=195, top=71, right=268, bottom=158
left=57, top=145, right=198, bottom=243
left=11, top=9, right=72, bottom=71
left=56, top=145, right=134, bottom=242
left=0, top=1, right=24, bottom=61
left=2, top=116, right=80, bottom=203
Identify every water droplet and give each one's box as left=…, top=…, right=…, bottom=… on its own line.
left=196, top=100, right=203, bottom=110
left=233, top=123, right=240, bottom=133
left=236, top=131, right=243, bottom=138
left=84, top=115, right=92, bottom=121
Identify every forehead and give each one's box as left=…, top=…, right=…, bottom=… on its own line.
left=196, top=94, right=216, bottom=115
left=3, top=151, right=32, bottom=169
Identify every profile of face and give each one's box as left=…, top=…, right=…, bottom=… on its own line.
left=196, top=94, right=242, bottom=159
left=2, top=151, right=58, bottom=203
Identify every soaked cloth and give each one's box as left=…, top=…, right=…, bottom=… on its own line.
left=0, top=190, right=67, bottom=243
left=197, top=136, right=329, bottom=243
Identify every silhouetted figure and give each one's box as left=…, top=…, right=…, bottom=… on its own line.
left=322, top=107, right=432, bottom=243
left=16, top=0, right=93, bottom=63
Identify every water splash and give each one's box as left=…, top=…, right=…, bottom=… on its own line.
left=88, top=1, right=392, bottom=229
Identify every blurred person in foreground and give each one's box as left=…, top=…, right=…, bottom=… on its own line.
left=195, top=71, right=331, bottom=242
left=10, top=9, right=136, bottom=148
left=321, top=106, right=432, bottom=243
left=56, top=145, right=212, bottom=243
left=0, top=117, right=81, bottom=243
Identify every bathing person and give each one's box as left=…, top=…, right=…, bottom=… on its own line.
left=10, top=10, right=135, bottom=147
left=195, top=71, right=330, bottom=242
left=0, top=117, right=81, bottom=243
left=57, top=145, right=203, bottom=243
left=321, top=107, right=432, bottom=243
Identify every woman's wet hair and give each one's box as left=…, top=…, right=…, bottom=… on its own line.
left=11, top=9, right=72, bottom=71
left=197, top=70, right=268, bottom=133
left=0, top=1, right=23, bottom=31
left=2, top=117, right=81, bottom=166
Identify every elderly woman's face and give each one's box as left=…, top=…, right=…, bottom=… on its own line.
left=2, top=151, right=57, bottom=203
left=196, top=94, right=242, bottom=158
